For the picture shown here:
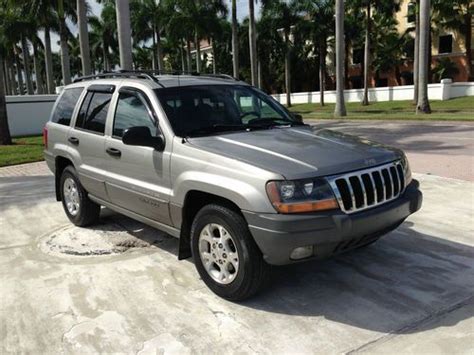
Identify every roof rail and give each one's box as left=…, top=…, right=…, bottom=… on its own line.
left=72, top=69, right=239, bottom=86
left=73, top=71, right=165, bottom=87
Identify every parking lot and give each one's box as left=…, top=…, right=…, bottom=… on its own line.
left=1, top=121, right=473, bottom=354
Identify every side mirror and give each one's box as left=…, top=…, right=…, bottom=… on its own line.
left=122, top=126, right=165, bottom=151
left=292, top=113, right=303, bottom=123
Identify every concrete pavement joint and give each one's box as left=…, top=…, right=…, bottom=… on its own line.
left=345, top=295, right=474, bottom=354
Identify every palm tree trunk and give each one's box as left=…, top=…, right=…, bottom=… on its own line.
left=2, top=62, right=8, bottom=95
left=21, top=36, right=34, bottom=95
left=180, top=39, right=185, bottom=72
left=7, top=56, right=17, bottom=95
left=44, top=27, right=55, bottom=93
left=362, top=2, right=371, bottom=106
left=194, top=31, right=201, bottom=73
left=77, top=0, right=92, bottom=76
left=248, top=0, right=258, bottom=86
left=416, top=0, right=431, bottom=114
left=14, top=48, right=24, bottom=95
left=151, top=28, right=157, bottom=71
left=186, top=38, right=192, bottom=72
left=231, top=0, right=239, bottom=78
left=156, top=28, right=164, bottom=72
left=334, top=0, right=347, bottom=117
left=58, top=0, right=72, bottom=85
left=465, top=12, right=472, bottom=80
left=116, top=0, right=133, bottom=70
left=413, top=0, right=419, bottom=103
left=284, top=33, right=291, bottom=107
left=0, top=51, right=12, bottom=145
left=211, top=38, right=217, bottom=74
left=319, top=39, right=326, bottom=106
left=257, top=60, right=262, bottom=88
left=33, top=44, right=45, bottom=94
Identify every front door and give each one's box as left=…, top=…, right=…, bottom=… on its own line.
left=104, top=88, right=172, bottom=225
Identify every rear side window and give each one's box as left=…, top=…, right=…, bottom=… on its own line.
left=51, top=87, right=83, bottom=126
left=75, top=92, right=112, bottom=135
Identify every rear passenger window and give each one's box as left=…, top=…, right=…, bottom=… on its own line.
left=51, top=87, right=83, bottom=126
left=75, top=92, right=112, bottom=134
left=113, top=92, right=156, bottom=138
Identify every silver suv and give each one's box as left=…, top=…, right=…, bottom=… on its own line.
left=44, top=71, right=422, bottom=300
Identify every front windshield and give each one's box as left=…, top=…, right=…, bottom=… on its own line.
left=154, top=85, right=298, bottom=137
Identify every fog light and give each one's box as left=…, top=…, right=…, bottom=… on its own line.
left=290, top=246, right=314, bottom=260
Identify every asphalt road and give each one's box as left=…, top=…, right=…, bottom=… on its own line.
left=1, top=162, right=473, bottom=353
left=310, top=120, right=474, bottom=181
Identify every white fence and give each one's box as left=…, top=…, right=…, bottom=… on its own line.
left=6, top=95, right=57, bottom=137
left=5, top=80, right=474, bottom=137
left=272, top=80, right=474, bottom=105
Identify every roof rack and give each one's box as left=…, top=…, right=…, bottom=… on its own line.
left=73, top=71, right=165, bottom=87
left=72, top=70, right=238, bottom=86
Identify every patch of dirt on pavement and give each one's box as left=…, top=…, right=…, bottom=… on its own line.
left=38, top=222, right=153, bottom=257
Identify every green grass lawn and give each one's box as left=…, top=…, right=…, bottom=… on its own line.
left=290, top=96, right=474, bottom=121
left=0, top=136, right=44, bottom=167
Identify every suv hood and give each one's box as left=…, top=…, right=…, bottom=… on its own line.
left=188, top=126, right=403, bottom=180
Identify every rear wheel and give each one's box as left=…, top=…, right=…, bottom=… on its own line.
left=60, top=166, right=101, bottom=226
left=191, top=204, right=271, bottom=301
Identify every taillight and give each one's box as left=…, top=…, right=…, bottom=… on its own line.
left=43, top=126, right=48, bottom=149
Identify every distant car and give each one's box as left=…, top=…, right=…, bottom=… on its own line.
left=44, top=71, right=422, bottom=300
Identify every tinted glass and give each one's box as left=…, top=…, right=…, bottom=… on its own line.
left=75, top=91, right=93, bottom=129
left=51, top=87, right=84, bottom=126
left=113, top=92, right=156, bottom=137
left=155, top=85, right=293, bottom=137
left=78, top=92, right=112, bottom=134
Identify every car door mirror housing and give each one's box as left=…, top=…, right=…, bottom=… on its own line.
left=292, top=113, right=303, bottom=123
left=122, top=126, right=165, bottom=151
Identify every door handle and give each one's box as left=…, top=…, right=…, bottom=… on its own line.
left=68, top=137, right=79, bottom=145
left=106, top=147, right=122, bottom=157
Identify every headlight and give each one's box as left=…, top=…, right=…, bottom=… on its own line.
left=400, top=154, right=412, bottom=185
left=266, top=178, right=339, bottom=213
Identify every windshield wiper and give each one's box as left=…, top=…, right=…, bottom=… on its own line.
left=247, top=117, right=305, bottom=129
left=186, top=124, right=247, bottom=137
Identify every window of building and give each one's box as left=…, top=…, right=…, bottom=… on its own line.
left=75, top=92, right=111, bottom=134
left=350, top=76, right=363, bottom=89
left=113, top=92, right=156, bottom=138
left=376, top=78, right=388, bottom=87
left=439, top=35, right=453, bottom=54
left=51, top=87, right=83, bottom=126
left=352, top=49, right=363, bottom=65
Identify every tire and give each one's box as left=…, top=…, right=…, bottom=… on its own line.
left=60, top=165, right=101, bottom=227
left=191, top=204, right=271, bottom=301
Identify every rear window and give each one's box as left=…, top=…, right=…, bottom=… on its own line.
left=51, top=87, right=84, bottom=126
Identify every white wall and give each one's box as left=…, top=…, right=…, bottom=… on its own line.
left=272, top=80, right=474, bottom=105
left=6, top=95, right=57, bottom=137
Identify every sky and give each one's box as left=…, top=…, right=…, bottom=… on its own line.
left=47, top=0, right=261, bottom=53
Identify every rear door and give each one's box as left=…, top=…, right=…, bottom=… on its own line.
left=104, top=87, right=172, bottom=225
left=68, top=85, right=114, bottom=201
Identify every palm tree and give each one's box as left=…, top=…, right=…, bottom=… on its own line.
left=116, top=0, right=133, bottom=70
left=413, top=0, right=420, bottom=103
left=301, top=0, right=334, bottom=106
left=89, top=3, right=117, bottom=72
left=77, top=0, right=91, bottom=75
left=262, top=0, right=300, bottom=107
left=417, top=0, right=431, bottom=113
left=0, top=2, right=12, bottom=144
left=57, top=0, right=72, bottom=84
left=231, top=0, right=239, bottom=78
left=334, top=0, right=346, bottom=117
left=248, top=0, right=258, bottom=85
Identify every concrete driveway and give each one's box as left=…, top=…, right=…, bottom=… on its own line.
left=1, top=161, right=473, bottom=354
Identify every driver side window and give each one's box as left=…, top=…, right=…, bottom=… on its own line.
left=113, top=91, right=157, bottom=138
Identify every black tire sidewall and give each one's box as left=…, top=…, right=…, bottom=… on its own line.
left=59, top=166, right=91, bottom=225
left=191, top=205, right=257, bottom=299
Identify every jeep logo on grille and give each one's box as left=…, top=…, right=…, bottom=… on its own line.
left=365, top=158, right=376, bottom=166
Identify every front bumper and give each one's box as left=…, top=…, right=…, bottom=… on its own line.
left=244, top=179, right=422, bottom=265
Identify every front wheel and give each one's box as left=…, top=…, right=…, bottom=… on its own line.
left=191, top=204, right=271, bottom=301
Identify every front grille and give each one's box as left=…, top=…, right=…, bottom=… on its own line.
left=327, top=161, right=406, bottom=214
